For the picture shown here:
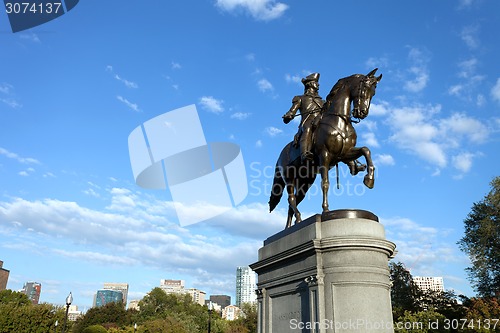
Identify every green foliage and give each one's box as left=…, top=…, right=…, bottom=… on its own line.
left=73, top=301, right=132, bottom=333
left=83, top=324, right=108, bottom=333
left=233, top=302, right=257, bottom=333
left=0, top=289, right=30, bottom=306
left=458, top=176, right=500, bottom=297
left=390, top=261, right=423, bottom=317
left=395, top=309, right=449, bottom=333
left=460, top=297, right=500, bottom=332
left=0, top=296, right=64, bottom=333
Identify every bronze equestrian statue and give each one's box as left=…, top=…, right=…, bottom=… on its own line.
left=269, top=69, right=382, bottom=228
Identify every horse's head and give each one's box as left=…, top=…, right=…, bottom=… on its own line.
left=351, top=68, right=382, bottom=120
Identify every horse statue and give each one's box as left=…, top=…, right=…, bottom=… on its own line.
left=269, top=68, right=382, bottom=228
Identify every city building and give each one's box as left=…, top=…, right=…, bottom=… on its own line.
left=159, top=279, right=185, bottom=294
left=128, top=299, right=140, bottom=311
left=94, top=289, right=123, bottom=307
left=0, top=261, right=9, bottom=291
left=236, top=266, right=257, bottom=307
left=67, top=305, right=83, bottom=321
left=205, top=300, right=222, bottom=312
left=222, top=305, right=241, bottom=321
left=103, top=282, right=129, bottom=305
left=413, top=276, right=444, bottom=292
left=210, top=295, right=231, bottom=308
left=159, top=279, right=206, bottom=305
left=186, top=288, right=206, bottom=306
left=21, top=282, right=41, bottom=304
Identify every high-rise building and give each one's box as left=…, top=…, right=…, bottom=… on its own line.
left=236, top=266, right=257, bottom=307
left=103, top=282, right=129, bottom=305
left=94, top=289, right=123, bottom=307
left=210, top=295, right=231, bottom=308
left=159, top=280, right=206, bottom=305
left=186, top=288, right=206, bottom=306
left=413, top=276, right=444, bottom=292
left=0, top=261, right=9, bottom=291
left=160, top=279, right=185, bottom=291
left=21, top=282, right=42, bottom=304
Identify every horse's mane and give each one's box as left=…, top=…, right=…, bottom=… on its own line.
left=323, top=74, right=364, bottom=111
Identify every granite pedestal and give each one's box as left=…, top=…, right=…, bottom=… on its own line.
left=250, top=209, right=396, bottom=333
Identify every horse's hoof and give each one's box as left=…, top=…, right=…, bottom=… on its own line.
left=363, top=175, right=374, bottom=189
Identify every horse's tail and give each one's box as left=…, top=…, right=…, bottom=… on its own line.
left=269, top=165, right=285, bottom=213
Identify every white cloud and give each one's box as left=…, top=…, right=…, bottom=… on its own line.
left=388, top=104, right=447, bottom=168
left=405, top=66, right=429, bottom=93
left=265, top=126, right=282, bottom=137
left=199, top=96, right=224, bottom=114
left=0, top=194, right=273, bottom=281
left=365, top=56, right=390, bottom=70
left=0, top=83, right=22, bottom=108
left=257, top=78, right=274, bottom=92
left=0, top=147, right=40, bottom=164
left=285, top=73, right=301, bottom=84
left=255, top=140, right=263, bottom=147
left=1, top=98, right=22, bottom=109
left=383, top=102, right=489, bottom=175
left=19, top=32, right=40, bottom=43
left=114, top=74, right=138, bottom=89
left=460, top=24, right=480, bottom=49
left=171, top=61, right=181, bottom=69
left=452, top=152, right=474, bottom=173
left=117, top=95, right=141, bottom=112
left=439, top=113, right=488, bottom=144
left=231, top=112, right=251, bottom=120
left=374, top=154, right=395, bottom=166
left=491, top=78, right=500, bottom=104
left=404, top=47, right=430, bottom=93
left=0, top=83, right=13, bottom=94
left=448, top=58, right=485, bottom=102
left=369, top=102, right=390, bottom=116
left=361, top=132, right=379, bottom=148
left=215, top=0, right=288, bottom=21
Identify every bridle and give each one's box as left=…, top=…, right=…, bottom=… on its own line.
left=352, top=76, right=373, bottom=123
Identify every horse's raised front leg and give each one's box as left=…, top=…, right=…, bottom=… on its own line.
left=286, top=183, right=301, bottom=228
left=361, top=146, right=375, bottom=189
left=343, top=146, right=375, bottom=189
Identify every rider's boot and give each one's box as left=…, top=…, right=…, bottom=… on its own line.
left=300, top=130, right=314, bottom=163
left=347, top=160, right=367, bottom=175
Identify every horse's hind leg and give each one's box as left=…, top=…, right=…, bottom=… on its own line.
left=286, top=183, right=301, bottom=228
left=318, top=153, right=332, bottom=213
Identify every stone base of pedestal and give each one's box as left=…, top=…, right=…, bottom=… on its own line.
left=250, top=209, right=396, bottom=333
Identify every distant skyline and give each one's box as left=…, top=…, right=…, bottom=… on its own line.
left=1, top=0, right=500, bottom=310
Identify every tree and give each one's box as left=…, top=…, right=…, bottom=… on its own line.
left=460, top=297, right=500, bottom=333
left=235, top=303, right=257, bottom=333
left=82, top=325, right=108, bottom=333
left=0, top=289, right=30, bottom=306
left=458, top=176, right=500, bottom=297
left=73, top=301, right=131, bottom=333
left=0, top=300, right=64, bottom=333
left=389, top=261, right=423, bottom=317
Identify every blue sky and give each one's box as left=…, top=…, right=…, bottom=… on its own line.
left=1, top=0, right=500, bottom=310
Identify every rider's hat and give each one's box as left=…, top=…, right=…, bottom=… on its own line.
left=302, top=73, right=320, bottom=85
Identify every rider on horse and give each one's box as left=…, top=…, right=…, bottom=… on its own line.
left=282, top=73, right=324, bottom=163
